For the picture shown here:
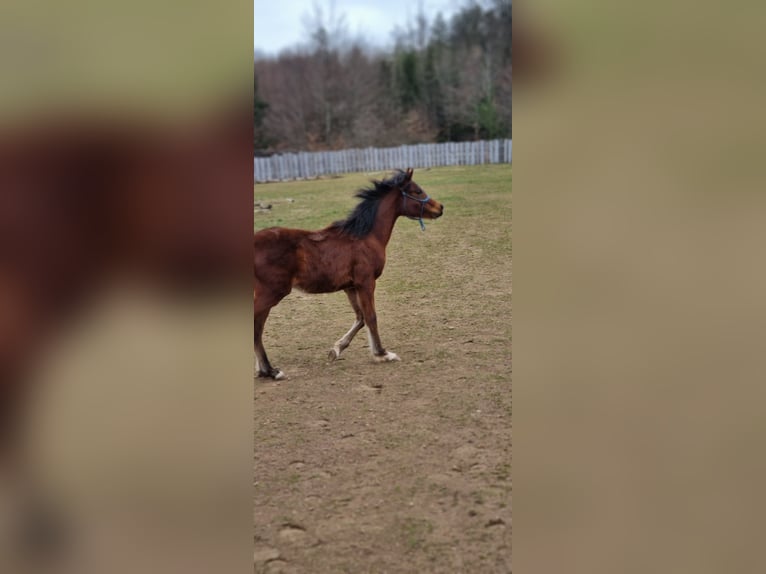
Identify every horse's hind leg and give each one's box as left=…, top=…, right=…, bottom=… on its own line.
left=254, top=286, right=288, bottom=380
left=328, top=288, right=365, bottom=361
left=254, top=308, right=285, bottom=380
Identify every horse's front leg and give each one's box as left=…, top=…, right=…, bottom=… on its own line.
left=328, top=288, right=365, bottom=361
left=355, top=282, right=400, bottom=363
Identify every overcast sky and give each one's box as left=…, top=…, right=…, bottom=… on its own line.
left=254, top=0, right=465, bottom=55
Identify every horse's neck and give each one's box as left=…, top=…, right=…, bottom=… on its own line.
left=369, top=194, right=401, bottom=247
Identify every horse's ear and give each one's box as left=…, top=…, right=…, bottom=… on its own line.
left=405, top=168, right=413, bottom=181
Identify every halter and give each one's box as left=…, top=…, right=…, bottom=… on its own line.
left=401, top=190, right=430, bottom=231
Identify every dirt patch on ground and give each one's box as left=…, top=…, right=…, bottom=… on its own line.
left=254, top=166, right=511, bottom=573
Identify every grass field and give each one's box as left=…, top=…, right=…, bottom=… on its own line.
left=254, top=165, right=512, bottom=573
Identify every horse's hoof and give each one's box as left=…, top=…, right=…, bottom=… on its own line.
left=374, top=351, right=400, bottom=363
left=257, top=369, right=286, bottom=380
left=328, top=349, right=339, bottom=361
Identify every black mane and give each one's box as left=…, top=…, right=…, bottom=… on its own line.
left=330, top=170, right=409, bottom=237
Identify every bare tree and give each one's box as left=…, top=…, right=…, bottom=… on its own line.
left=254, top=0, right=513, bottom=150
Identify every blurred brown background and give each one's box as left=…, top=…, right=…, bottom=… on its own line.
left=0, top=1, right=253, bottom=573
left=517, top=1, right=766, bottom=572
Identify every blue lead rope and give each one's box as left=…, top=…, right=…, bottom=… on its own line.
left=402, top=191, right=430, bottom=231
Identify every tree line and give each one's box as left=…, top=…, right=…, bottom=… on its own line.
left=254, top=0, right=511, bottom=153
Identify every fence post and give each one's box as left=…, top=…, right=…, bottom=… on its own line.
left=253, top=140, right=512, bottom=181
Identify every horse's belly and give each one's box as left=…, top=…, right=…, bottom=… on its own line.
left=292, top=242, right=354, bottom=293
left=293, top=273, right=351, bottom=294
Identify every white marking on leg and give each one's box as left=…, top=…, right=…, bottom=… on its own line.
left=366, top=330, right=378, bottom=356
left=332, top=319, right=363, bottom=359
left=373, top=351, right=400, bottom=363
left=367, top=331, right=399, bottom=362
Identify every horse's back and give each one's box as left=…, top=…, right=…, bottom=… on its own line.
left=254, top=227, right=306, bottom=258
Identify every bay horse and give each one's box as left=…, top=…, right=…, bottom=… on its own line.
left=254, top=168, right=443, bottom=380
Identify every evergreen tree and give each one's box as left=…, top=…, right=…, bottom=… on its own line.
left=254, top=73, right=270, bottom=151
left=396, top=50, right=420, bottom=111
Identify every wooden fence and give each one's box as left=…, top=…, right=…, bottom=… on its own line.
left=254, top=139, right=512, bottom=183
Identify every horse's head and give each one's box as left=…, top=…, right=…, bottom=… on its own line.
left=398, top=168, right=443, bottom=230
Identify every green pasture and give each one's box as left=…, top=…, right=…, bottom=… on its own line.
left=254, top=164, right=512, bottom=354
